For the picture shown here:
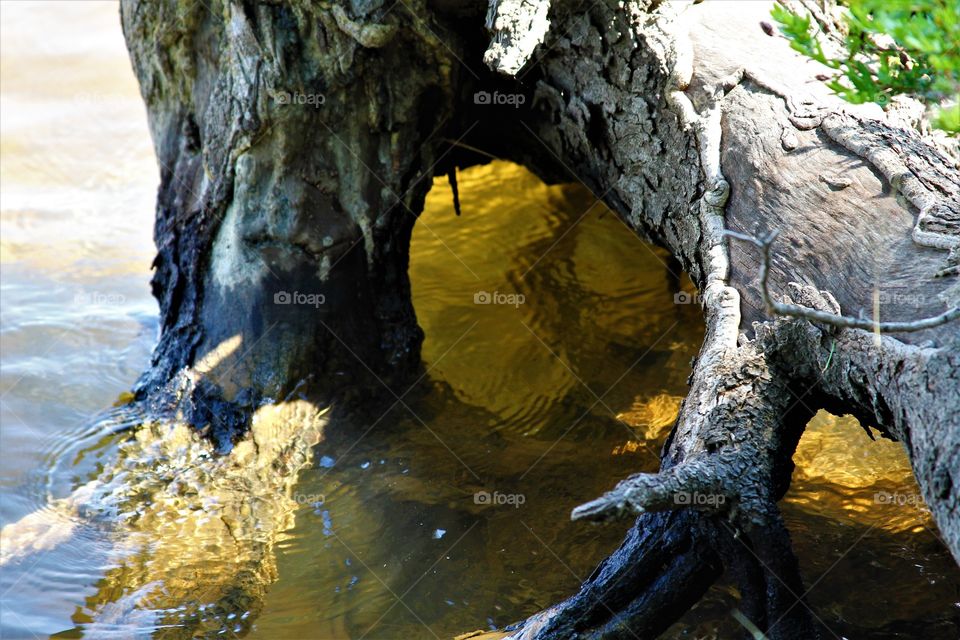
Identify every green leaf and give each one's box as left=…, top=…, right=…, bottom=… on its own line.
left=770, top=0, right=960, bottom=134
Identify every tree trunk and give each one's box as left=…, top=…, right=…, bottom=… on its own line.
left=120, top=0, right=471, bottom=444
left=120, top=0, right=959, bottom=637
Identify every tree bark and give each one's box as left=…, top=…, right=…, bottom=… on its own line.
left=120, top=0, right=476, bottom=444
left=120, top=0, right=959, bottom=637
left=482, top=1, right=960, bottom=638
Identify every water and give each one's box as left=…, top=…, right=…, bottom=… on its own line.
left=0, top=2, right=957, bottom=639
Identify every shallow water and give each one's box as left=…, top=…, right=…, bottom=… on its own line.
left=0, top=2, right=957, bottom=639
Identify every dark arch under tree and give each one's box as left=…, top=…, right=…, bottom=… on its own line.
left=119, top=0, right=959, bottom=637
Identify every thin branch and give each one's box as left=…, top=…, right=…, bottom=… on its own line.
left=725, top=229, right=960, bottom=332
left=440, top=138, right=499, bottom=161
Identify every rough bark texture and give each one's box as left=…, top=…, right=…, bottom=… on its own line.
left=485, top=1, right=960, bottom=638
left=119, top=0, right=959, bottom=637
left=121, top=0, right=479, bottom=444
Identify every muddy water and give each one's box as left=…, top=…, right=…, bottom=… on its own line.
left=0, top=2, right=957, bottom=639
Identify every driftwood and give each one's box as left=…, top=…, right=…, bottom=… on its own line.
left=110, top=0, right=959, bottom=637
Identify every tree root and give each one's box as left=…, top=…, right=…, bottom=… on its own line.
left=503, top=511, right=721, bottom=640
left=483, top=0, right=553, bottom=75
left=489, top=2, right=959, bottom=638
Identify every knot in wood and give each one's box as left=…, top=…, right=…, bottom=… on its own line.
left=704, top=179, right=730, bottom=207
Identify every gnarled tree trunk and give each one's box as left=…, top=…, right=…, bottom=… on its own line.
left=120, top=0, right=958, bottom=637
left=121, top=0, right=463, bottom=442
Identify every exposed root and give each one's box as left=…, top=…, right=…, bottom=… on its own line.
left=501, top=511, right=722, bottom=640
left=571, top=459, right=724, bottom=522
left=502, top=8, right=826, bottom=639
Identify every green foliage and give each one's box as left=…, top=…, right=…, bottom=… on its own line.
left=771, top=0, right=960, bottom=134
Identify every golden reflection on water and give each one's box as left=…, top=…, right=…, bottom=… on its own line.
left=793, top=412, right=913, bottom=488
left=409, top=162, right=700, bottom=439
left=615, top=393, right=685, bottom=443
left=250, top=162, right=705, bottom=638
left=788, top=411, right=937, bottom=535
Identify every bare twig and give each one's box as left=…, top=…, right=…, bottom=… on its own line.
left=725, top=230, right=960, bottom=332
left=440, top=138, right=499, bottom=161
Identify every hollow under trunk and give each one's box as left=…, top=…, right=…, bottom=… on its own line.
left=119, top=0, right=959, bottom=637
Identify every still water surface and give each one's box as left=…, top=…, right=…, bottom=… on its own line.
left=1, top=2, right=957, bottom=638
